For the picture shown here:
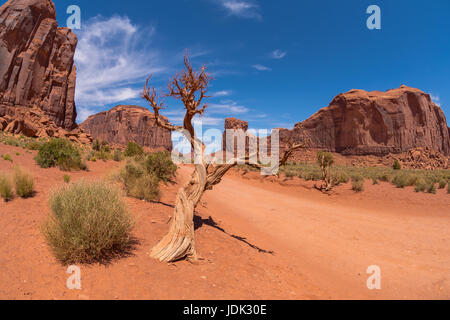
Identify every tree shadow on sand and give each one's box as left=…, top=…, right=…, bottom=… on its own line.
left=152, top=200, right=275, bottom=255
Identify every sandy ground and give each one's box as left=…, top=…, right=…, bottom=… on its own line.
left=0, top=143, right=449, bottom=300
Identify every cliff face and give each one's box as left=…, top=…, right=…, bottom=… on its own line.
left=0, top=0, right=77, bottom=130
left=286, top=85, right=450, bottom=156
left=80, top=105, right=173, bottom=151
left=223, top=86, right=450, bottom=156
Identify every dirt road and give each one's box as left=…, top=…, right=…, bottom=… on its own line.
left=0, top=144, right=449, bottom=299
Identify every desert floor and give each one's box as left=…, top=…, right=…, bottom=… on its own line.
left=0, top=143, right=449, bottom=300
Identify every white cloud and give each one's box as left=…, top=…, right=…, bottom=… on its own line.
left=211, top=90, right=232, bottom=97
left=431, top=95, right=441, bottom=106
left=271, top=49, right=287, bottom=59
left=208, top=101, right=249, bottom=114
left=77, top=106, right=96, bottom=122
left=74, top=15, right=165, bottom=115
left=252, top=64, right=271, bottom=71
left=218, top=0, right=262, bottom=20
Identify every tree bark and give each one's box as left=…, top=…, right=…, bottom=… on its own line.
left=150, top=163, right=207, bottom=262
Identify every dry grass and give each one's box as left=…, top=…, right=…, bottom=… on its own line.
left=0, top=174, right=13, bottom=202
left=13, top=167, right=34, bottom=198
left=42, top=180, right=135, bottom=264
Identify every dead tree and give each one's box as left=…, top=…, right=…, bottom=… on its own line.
left=143, top=54, right=306, bottom=263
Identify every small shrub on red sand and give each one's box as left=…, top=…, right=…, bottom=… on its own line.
left=42, top=181, right=134, bottom=264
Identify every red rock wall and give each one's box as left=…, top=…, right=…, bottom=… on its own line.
left=80, top=105, right=173, bottom=151
left=0, top=0, right=77, bottom=130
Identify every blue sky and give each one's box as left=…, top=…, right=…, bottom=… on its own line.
left=52, top=0, right=450, bottom=130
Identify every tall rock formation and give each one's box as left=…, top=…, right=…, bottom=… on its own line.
left=223, top=86, right=450, bottom=156
left=288, top=85, right=450, bottom=156
left=80, top=105, right=173, bottom=151
left=0, top=0, right=77, bottom=130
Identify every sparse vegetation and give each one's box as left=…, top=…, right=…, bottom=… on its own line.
left=393, top=160, right=402, bottom=170
left=124, top=142, right=144, bottom=157
left=351, top=175, right=364, bottom=192
left=3, top=154, right=13, bottom=162
left=278, top=162, right=450, bottom=194
left=36, top=138, right=86, bottom=171
left=13, top=167, right=34, bottom=198
left=0, top=174, right=14, bottom=202
left=316, top=151, right=334, bottom=191
left=145, top=151, right=177, bottom=183
left=63, top=175, right=71, bottom=183
left=113, top=149, right=123, bottom=162
left=42, top=180, right=134, bottom=264
left=119, top=161, right=160, bottom=202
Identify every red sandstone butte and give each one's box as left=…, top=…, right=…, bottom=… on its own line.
left=80, top=105, right=173, bottom=151
left=0, top=0, right=78, bottom=130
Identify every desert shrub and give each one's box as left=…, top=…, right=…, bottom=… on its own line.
left=13, top=167, right=34, bottom=198
left=414, top=178, right=427, bottom=193
left=3, top=154, right=12, bottom=162
left=95, top=149, right=111, bottom=161
left=317, top=151, right=334, bottom=191
left=119, top=162, right=160, bottom=202
left=25, top=140, right=43, bottom=151
left=393, top=160, right=402, bottom=170
left=379, top=173, right=391, bottom=183
left=447, top=183, right=450, bottom=194
left=333, top=171, right=350, bottom=185
left=36, top=138, right=85, bottom=171
left=124, top=142, right=144, bottom=157
left=438, top=179, right=447, bottom=189
left=351, top=175, right=364, bottom=192
left=426, top=183, right=437, bottom=194
left=145, top=152, right=177, bottom=183
left=113, top=149, right=123, bottom=162
left=91, top=157, right=97, bottom=162
left=42, top=181, right=134, bottom=264
left=63, top=175, right=71, bottom=183
left=0, top=174, right=14, bottom=202
left=372, top=177, right=379, bottom=185
left=92, top=139, right=101, bottom=152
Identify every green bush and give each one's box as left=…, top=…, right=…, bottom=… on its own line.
left=63, top=175, right=71, bottom=183
left=351, top=175, right=364, bottom=192
left=120, top=162, right=160, bottom=202
left=14, top=167, right=34, bottom=198
left=438, top=179, right=447, bottom=189
left=36, top=138, right=85, bottom=171
left=42, top=181, right=134, bottom=264
left=0, top=174, right=14, bottom=202
left=447, top=183, right=450, bottom=194
left=124, top=142, right=144, bottom=157
left=145, top=152, right=177, bottom=183
left=414, top=178, right=427, bottom=193
left=393, top=160, right=402, bottom=170
left=3, top=154, right=13, bottom=162
left=113, top=149, right=123, bottom=162
left=427, top=183, right=437, bottom=194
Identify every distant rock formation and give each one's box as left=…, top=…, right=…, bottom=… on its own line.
left=80, top=105, right=173, bottom=151
left=224, top=86, right=450, bottom=157
left=0, top=0, right=78, bottom=130
left=288, top=85, right=450, bottom=156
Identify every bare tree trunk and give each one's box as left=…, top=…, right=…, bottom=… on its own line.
left=150, top=164, right=207, bottom=262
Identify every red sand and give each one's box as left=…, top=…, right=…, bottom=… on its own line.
left=0, top=143, right=449, bottom=300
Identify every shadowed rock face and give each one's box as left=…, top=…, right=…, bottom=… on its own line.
left=80, top=105, right=173, bottom=151
left=288, top=86, right=450, bottom=156
left=223, top=86, right=450, bottom=156
left=0, top=0, right=77, bottom=130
